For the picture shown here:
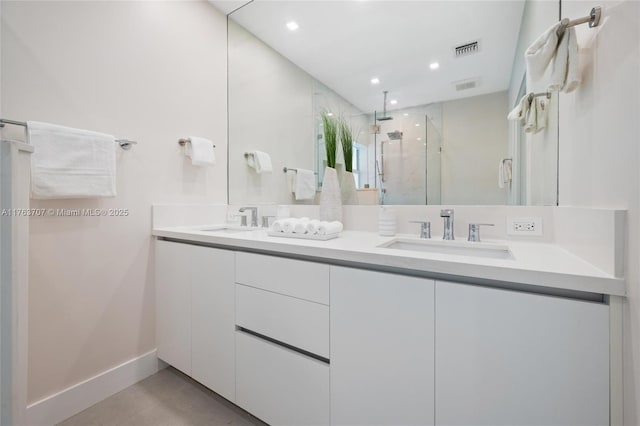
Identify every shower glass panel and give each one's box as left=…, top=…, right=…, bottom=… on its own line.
left=373, top=104, right=442, bottom=205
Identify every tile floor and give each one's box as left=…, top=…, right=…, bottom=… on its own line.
left=57, top=367, right=266, bottom=426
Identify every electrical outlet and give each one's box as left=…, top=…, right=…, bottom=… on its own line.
left=507, top=217, right=543, bottom=236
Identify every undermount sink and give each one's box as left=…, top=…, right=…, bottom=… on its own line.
left=378, top=238, right=514, bottom=260
left=198, top=225, right=261, bottom=233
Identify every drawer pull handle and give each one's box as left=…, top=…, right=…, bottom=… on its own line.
left=237, top=327, right=330, bottom=365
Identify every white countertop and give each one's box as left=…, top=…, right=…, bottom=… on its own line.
left=152, top=225, right=625, bottom=297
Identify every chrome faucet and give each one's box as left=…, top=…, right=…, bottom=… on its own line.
left=238, top=207, right=258, bottom=227
left=468, top=223, right=494, bottom=242
left=440, top=209, right=454, bottom=240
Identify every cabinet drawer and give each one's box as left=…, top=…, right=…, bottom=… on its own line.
left=236, top=331, right=330, bottom=426
left=235, top=252, right=329, bottom=304
left=236, top=284, right=329, bottom=359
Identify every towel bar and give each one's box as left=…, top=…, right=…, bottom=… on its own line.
left=283, top=167, right=318, bottom=175
left=557, top=6, right=602, bottom=37
left=1, top=118, right=137, bottom=150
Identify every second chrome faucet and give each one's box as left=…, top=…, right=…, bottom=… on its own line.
left=440, top=209, right=454, bottom=240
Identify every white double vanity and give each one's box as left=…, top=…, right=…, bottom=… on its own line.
left=152, top=206, right=624, bottom=426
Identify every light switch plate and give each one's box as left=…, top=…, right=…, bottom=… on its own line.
left=507, top=217, right=543, bottom=236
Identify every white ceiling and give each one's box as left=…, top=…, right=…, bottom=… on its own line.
left=213, top=1, right=526, bottom=114
left=209, top=0, right=252, bottom=15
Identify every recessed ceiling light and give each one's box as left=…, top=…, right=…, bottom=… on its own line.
left=403, top=113, right=409, bottom=116
left=286, top=21, right=299, bottom=31
left=430, top=62, right=440, bottom=70
left=370, top=77, right=380, bottom=85
left=390, top=99, right=398, bottom=105
left=417, top=137, right=422, bottom=141
left=415, top=123, right=421, bottom=127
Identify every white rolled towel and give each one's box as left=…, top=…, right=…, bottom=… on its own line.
left=293, top=218, right=310, bottom=234
left=306, top=219, right=322, bottom=235
left=318, top=221, right=343, bottom=235
left=281, top=218, right=297, bottom=234
left=270, top=219, right=284, bottom=233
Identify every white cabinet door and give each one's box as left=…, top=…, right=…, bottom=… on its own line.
left=330, top=267, right=435, bottom=426
left=435, top=281, right=609, bottom=426
left=191, top=246, right=235, bottom=402
left=155, top=240, right=191, bottom=375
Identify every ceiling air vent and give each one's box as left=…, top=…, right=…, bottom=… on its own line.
left=455, top=79, right=477, bottom=91
left=454, top=41, right=480, bottom=57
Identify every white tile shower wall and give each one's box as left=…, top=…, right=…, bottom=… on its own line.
left=1, top=0, right=228, bottom=405
left=557, top=1, right=640, bottom=423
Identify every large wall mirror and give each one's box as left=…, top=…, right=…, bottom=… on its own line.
left=225, top=0, right=560, bottom=206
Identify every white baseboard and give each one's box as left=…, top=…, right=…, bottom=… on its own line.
left=26, top=349, right=160, bottom=426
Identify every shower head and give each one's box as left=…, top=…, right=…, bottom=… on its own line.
left=387, top=131, right=403, bottom=140
left=376, top=91, right=394, bottom=121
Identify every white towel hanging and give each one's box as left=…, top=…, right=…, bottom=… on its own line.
left=28, top=121, right=116, bottom=199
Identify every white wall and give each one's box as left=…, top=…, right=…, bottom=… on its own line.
left=228, top=20, right=366, bottom=206
left=1, top=1, right=228, bottom=404
left=441, top=91, right=509, bottom=205
left=557, top=1, right=640, bottom=424
left=228, top=20, right=314, bottom=206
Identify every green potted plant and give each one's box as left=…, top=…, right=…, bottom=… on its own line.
left=321, top=111, right=337, bottom=168
left=338, top=116, right=359, bottom=204
left=319, top=111, right=342, bottom=221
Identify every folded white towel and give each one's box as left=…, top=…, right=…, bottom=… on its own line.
left=318, top=221, right=343, bottom=235
left=507, top=93, right=532, bottom=122
left=549, top=27, right=581, bottom=93
left=498, top=159, right=513, bottom=189
left=28, top=121, right=116, bottom=199
left=185, top=136, right=215, bottom=166
left=525, top=22, right=563, bottom=82
left=306, top=219, right=321, bottom=235
left=508, top=93, right=548, bottom=134
left=564, top=28, right=581, bottom=93
left=247, top=151, right=272, bottom=174
left=524, top=97, right=538, bottom=133
left=294, top=169, right=316, bottom=200
left=525, top=96, right=548, bottom=134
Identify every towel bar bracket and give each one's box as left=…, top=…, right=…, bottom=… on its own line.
left=558, top=6, right=602, bottom=36
left=116, top=140, right=137, bottom=150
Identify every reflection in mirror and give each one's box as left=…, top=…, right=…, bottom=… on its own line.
left=227, top=1, right=559, bottom=206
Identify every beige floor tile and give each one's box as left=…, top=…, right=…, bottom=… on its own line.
left=57, top=367, right=266, bottom=426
